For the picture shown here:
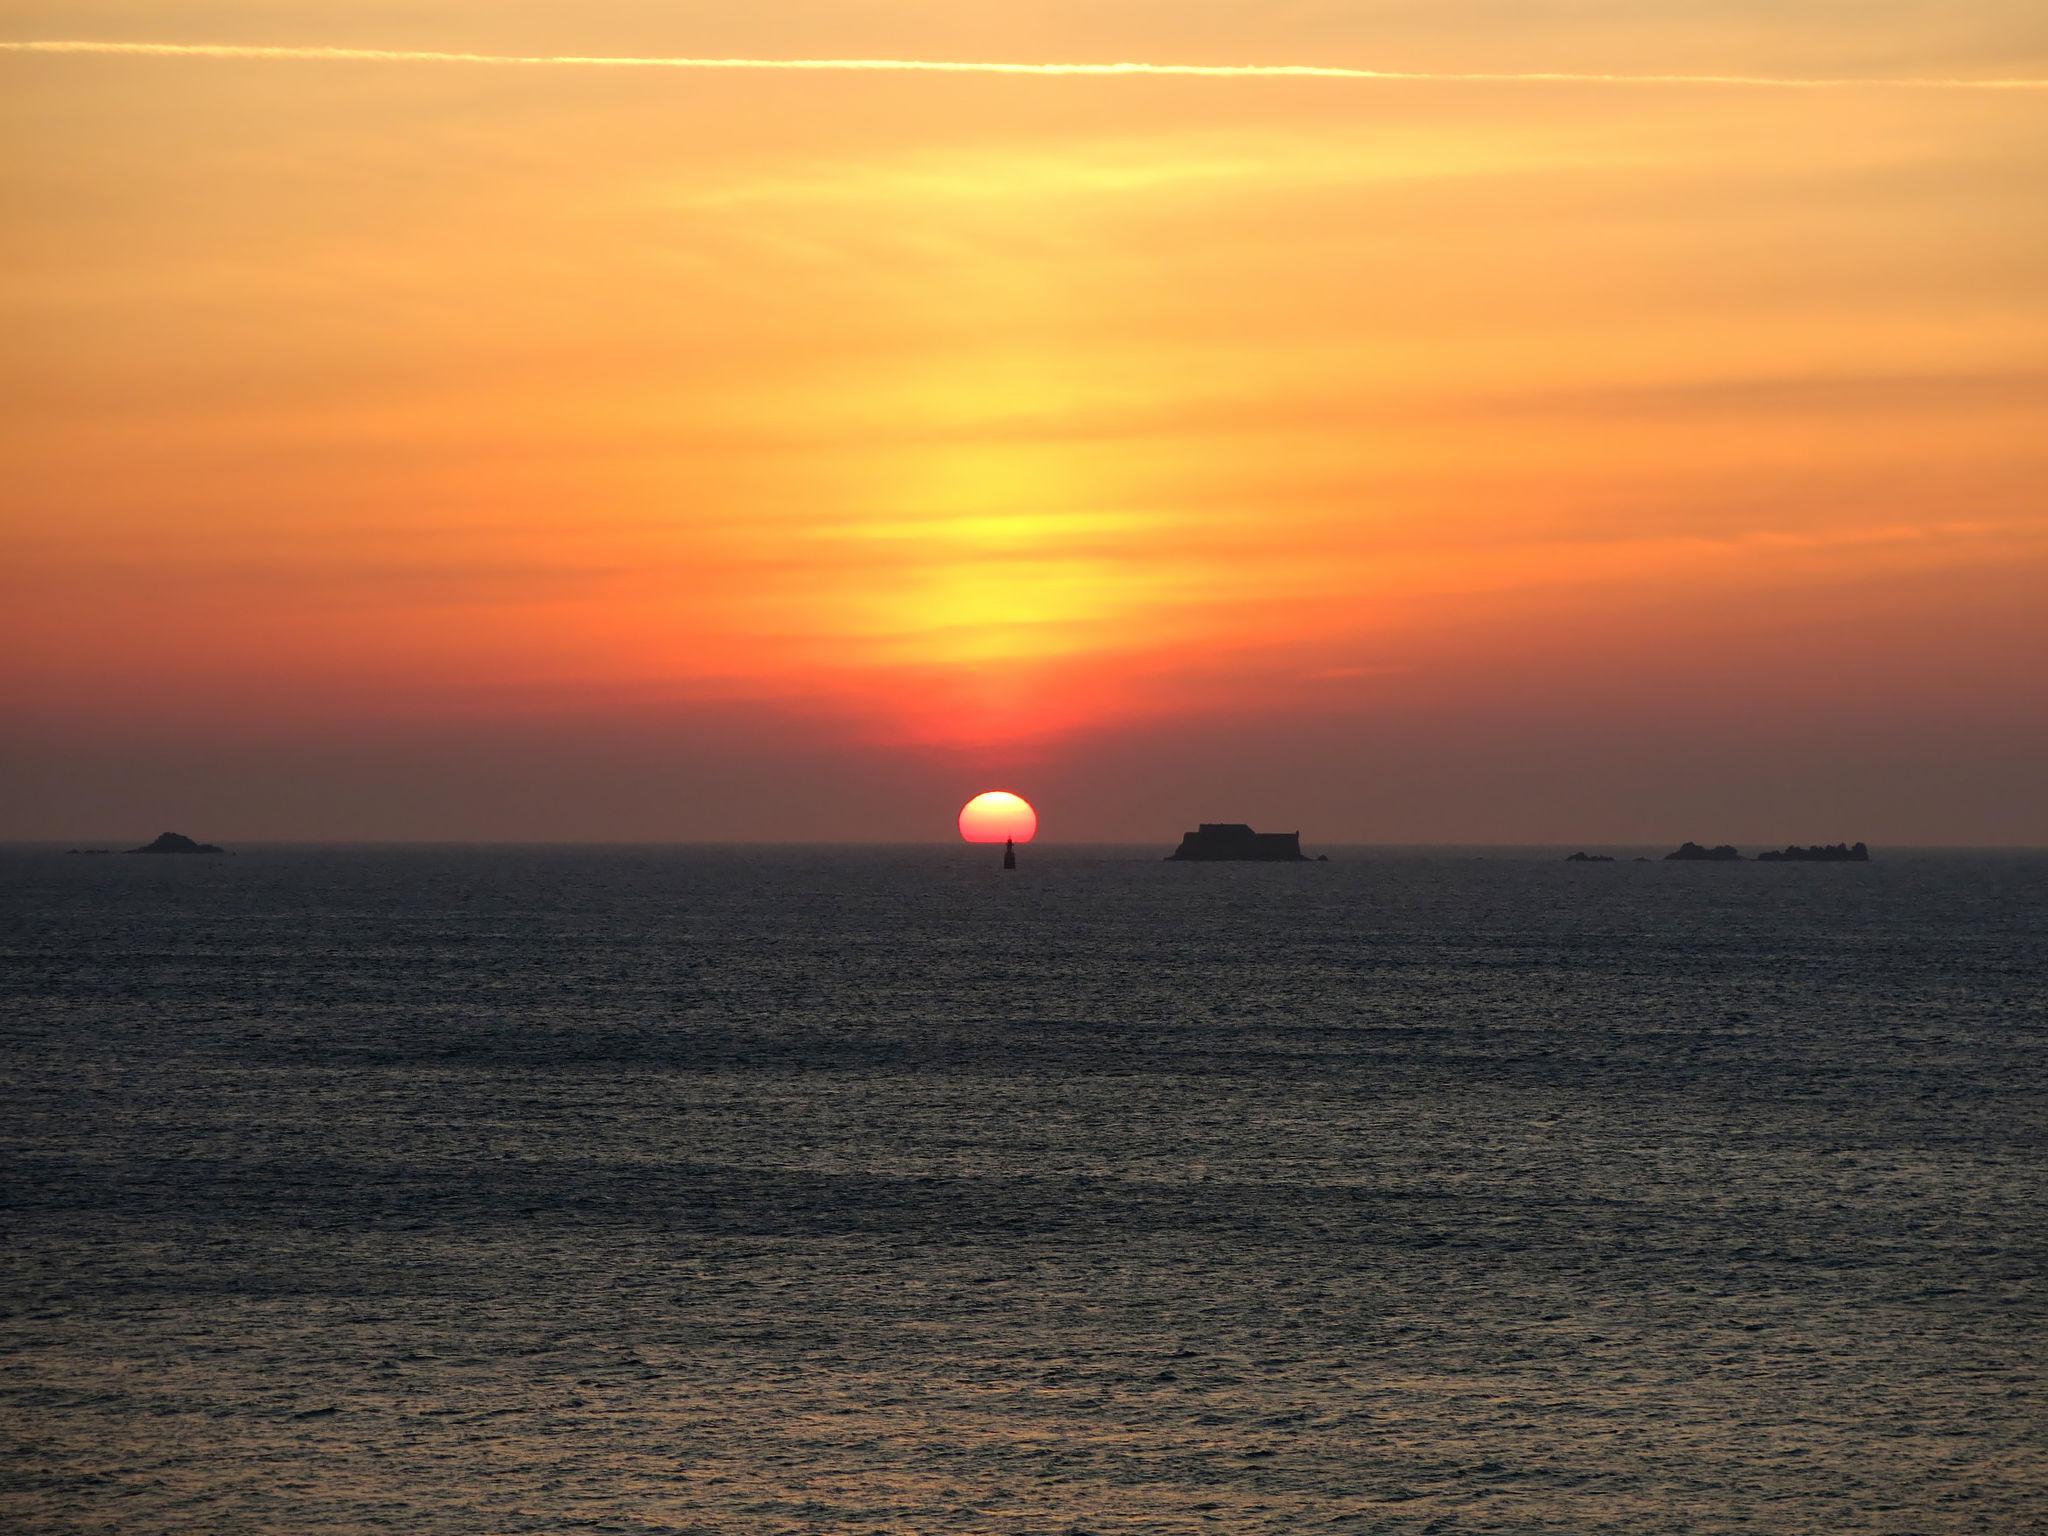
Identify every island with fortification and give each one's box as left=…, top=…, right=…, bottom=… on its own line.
left=1167, top=823, right=1321, bottom=861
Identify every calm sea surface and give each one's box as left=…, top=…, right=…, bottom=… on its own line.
left=2, top=845, right=2043, bottom=1533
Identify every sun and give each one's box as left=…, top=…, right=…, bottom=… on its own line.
left=958, top=790, right=1038, bottom=843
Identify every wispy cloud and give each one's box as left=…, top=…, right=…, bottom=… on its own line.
left=3, top=39, right=2045, bottom=90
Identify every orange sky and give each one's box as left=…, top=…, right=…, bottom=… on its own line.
left=3, top=3, right=2045, bottom=842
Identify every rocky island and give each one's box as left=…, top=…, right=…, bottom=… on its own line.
left=1565, top=852, right=1615, bottom=862
left=1662, top=841, right=1872, bottom=862
left=1665, top=842, right=1745, bottom=861
left=126, top=832, right=226, bottom=855
left=1167, top=823, right=1313, bottom=861
left=1757, top=842, right=1870, bottom=862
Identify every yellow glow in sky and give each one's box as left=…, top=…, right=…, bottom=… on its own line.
left=2, top=2, right=2045, bottom=840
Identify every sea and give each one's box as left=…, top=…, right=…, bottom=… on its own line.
left=1, top=844, right=2043, bottom=1534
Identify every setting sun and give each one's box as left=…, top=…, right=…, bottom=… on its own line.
left=957, top=791, right=1038, bottom=843
left=3, top=10, right=2043, bottom=1536
left=2, top=7, right=2043, bottom=850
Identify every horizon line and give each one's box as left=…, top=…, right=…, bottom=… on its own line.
left=6, top=838, right=2040, bottom=852
left=4, top=39, right=2047, bottom=92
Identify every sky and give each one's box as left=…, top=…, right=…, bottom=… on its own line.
left=3, top=2, right=2045, bottom=843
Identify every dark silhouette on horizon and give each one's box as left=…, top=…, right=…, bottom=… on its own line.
left=1665, top=841, right=1872, bottom=862
left=126, top=832, right=225, bottom=855
left=1003, top=837, right=1016, bottom=870
left=1565, top=852, right=1616, bottom=862
left=1167, top=823, right=1311, bottom=862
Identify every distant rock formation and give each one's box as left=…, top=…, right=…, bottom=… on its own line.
left=126, top=832, right=225, bottom=855
left=1565, top=852, right=1615, bottom=862
left=1660, top=840, right=1871, bottom=862
left=1167, top=823, right=1311, bottom=861
left=1757, top=842, right=1870, bottom=862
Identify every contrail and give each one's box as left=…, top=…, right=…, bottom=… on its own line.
left=2, top=38, right=2045, bottom=90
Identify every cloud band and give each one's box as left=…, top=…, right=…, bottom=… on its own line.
left=3, top=38, right=2045, bottom=90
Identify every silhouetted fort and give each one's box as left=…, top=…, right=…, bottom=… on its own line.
left=1167, top=824, right=1310, bottom=862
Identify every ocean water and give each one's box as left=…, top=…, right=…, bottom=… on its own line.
left=1, top=844, right=2043, bottom=1534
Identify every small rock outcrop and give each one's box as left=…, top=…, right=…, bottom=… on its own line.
left=1565, top=852, right=1615, bottom=862
left=1167, top=824, right=1311, bottom=862
left=1665, top=842, right=1744, bottom=861
left=1757, top=842, right=1870, bottom=862
left=126, top=832, right=225, bottom=855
